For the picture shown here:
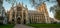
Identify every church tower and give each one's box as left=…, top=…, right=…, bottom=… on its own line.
left=37, top=2, right=50, bottom=23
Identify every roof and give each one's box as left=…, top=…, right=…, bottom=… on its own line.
left=28, top=10, right=44, bottom=15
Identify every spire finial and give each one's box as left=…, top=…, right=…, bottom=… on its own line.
left=19, top=2, right=20, bottom=5
left=12, top=3, right=14, bottom=7
left=21, top=1, right=23, bottom=6
left=25, top=5, right=27, bottom=8
left=16, top=2, right=18, bottom=6
left=42, top=2, right=45, bottom=5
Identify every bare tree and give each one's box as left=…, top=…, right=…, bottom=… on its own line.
left=29, top=0, right=57, bottom=7
left=57, top=0, right=60, bottom=6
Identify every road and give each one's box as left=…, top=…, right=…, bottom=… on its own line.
left=13, top=24, right=34, bottom=28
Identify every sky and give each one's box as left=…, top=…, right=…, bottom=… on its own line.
left=3, top=0, right=57, bottom=18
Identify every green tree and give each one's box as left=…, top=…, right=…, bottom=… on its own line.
left=29, top=0, right=56, bottom=7
left=50, top=5, right=60, bottom=20
left=50, top=0, right=60, bottom=20
left=54, top=6, right=60, bottom=20
left=55, top=10, right=60, bottom=20
left=57, top=0, right=60, bottom=6
left=5, top=0, right=17, bottom=4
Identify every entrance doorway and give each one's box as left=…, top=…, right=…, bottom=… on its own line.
left=23, top=19, right=26, bottom=24
left=17, top=17, right=21, bottom=24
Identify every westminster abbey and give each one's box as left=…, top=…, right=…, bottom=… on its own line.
left=7, top=2, right=53, bottom=24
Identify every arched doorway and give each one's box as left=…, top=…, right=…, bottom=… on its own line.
left=23, top=19, right=26, bottom=24
left=17, top=17, right=21, bottom=24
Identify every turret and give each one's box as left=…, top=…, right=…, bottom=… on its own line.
left=22, top=2, right=23, bottom=6
left=25, top=5, right=27, bottom=8
left=16, top=2, right=18, bottom=6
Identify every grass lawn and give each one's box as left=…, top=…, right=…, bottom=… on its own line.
left=26, top=24, right=60, bottom=28
left=0, top=24, right=15, bottom=28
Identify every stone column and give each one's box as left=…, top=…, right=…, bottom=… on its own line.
left=37, top=16, right=38, bottom=23
left=21, top=10, right=23, bottom=24
left=32, top=16, right=34, bottom=22
left=32, top=16, right=33, bottom=22
left=34, top=16, right=35, bottom=22
left=40, top=15, right=42, bottom=22
left=26, top=10, right=29, bottom=24
left=34, top=16, right=35, bottom=23
left=44, top=13, right=47, bottom=23
left=15, top=10, right=17, bottom=24
left=31, top=16, right=32, bottom=23
left=48, top=17, right=51, bottom=23
left=39, top=16, right=41, bottom=23
left=38, top=16, right=39, bottom=23
left=34, top=15, right=35, bottom=23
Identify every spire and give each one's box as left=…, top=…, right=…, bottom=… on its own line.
left=25, top=5, right=28, bottom=9
left=25, top=5, right=27, bottom=8
left=19, top=2, right=20, bottom=5
left=22, top=2, right=23, bottom=6
left=12, top=3, right=14, bottom=7
left=19, top=2, right=21, bottom=6
left=42, top=2, right=46, bottom=5
left=16, top=2, right=18, bottom=6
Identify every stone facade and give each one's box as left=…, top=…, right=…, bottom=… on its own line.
left=7, top=3, right=28, bottom=24
left=28, top=10, right=46, bottom=23
left=7, top=2, right=51, bottom=24
left=28, top=2, right=50, bottom=23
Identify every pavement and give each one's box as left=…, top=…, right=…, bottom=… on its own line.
left=13, top=24, right=35, bottom=28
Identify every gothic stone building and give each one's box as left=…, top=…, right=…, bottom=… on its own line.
left=7, top=2, right=51, bottom=24
left=7, top=3, right=28, bottom=24
left=28, top=2, right=50, bottom=23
